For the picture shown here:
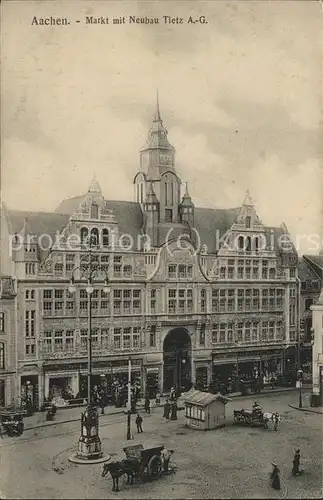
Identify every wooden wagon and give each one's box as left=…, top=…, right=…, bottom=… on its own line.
left=123, top=443, right=164, bottom=481
left=233, top=408, right=266, bottom=427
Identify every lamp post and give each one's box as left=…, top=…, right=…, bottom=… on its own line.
left=297, top=368, right=303, bottom=408
left=68, top=235, right=110, bottom=463
left=126, top=358, right=132, bottom=440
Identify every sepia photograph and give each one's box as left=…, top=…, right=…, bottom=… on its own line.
left=0, top=0, right=322, bottom=498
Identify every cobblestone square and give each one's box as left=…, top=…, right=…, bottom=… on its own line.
left=0, top=391, right=322, bottom=499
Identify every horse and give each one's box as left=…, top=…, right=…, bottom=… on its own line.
left=102, top=460, right=136, bottom=492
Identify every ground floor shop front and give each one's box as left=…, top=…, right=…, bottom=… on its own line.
left=17, top=352, right=295, bottom=409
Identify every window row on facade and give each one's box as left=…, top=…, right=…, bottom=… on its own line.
left=210, top=319, right=284, bottom=345
left=41, top=326, right=143, bottom=353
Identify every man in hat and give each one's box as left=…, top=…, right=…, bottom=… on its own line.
left=292, top=448, right=301, bottom=476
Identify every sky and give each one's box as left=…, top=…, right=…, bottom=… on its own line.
left=1, top=0, right=322, bottom=254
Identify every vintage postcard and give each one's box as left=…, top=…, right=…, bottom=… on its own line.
left=0, top=0, right=322, bottom=498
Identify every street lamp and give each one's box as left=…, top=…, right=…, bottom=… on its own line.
left=297, top=368, right=303, bottom=408
left=68, top=235, right=110, bottom=462
left=126, top=358, right=132, bottom=440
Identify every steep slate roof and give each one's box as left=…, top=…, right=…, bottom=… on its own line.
left=194, top=207, right=239, bottom=252
left=8, top=210, right=70, bottom=240
left=304, top=255, right=323, bottom=271
left=6, top=196, right=287, bottom=256
left=298, top=257, right=320, bottom=280
left=184, top=389, right=230, bottom=407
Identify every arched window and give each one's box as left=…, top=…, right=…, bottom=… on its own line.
left=238, top=236, right=244, bottom=250
left=90, top=228, right=99, bottom=246
left=245, top=216, right=251, bottom=229
left=255, top=237, right=259, bottom=251
left=123, top=265, right=132, bottom=278
left=26, top=290, right=30, bottom=300
left=171, top=182, right=174, bottom=205
left=102, top=229, right=109, bottom=247
left=246, top=237, right=251, bottom=252
left=140, top=184, right=143, bottom=203
left=31, top=290, right=35, bottom=300
left=165, top=182, right=168, bottom=205
left=136, top=184, right=139, bottom=202
left=80, top=227, right=88, bottom=244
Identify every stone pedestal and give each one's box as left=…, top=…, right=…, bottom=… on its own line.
left=76, top=405, right=103, bottom=460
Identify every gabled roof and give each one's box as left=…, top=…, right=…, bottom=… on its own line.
left=184, top=389, right=230, bottom=407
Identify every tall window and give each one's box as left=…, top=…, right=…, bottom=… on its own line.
left=0, top=313, right=4, bottom=333
left=102, top=228, right=109, bottom=246
left=165, top=182, right=168, bottom=205
left=245, top=216, right=251, bottom=228
left=91, top=203, right=99, bottom=219
left=25, top=310, right=35, bottom=337
left=90, top=228, right=99, bottom=245
left=0, top=343, right=4, bottom=369
left=80, top=227, right=88, bottom=244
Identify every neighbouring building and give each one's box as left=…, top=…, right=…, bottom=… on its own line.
left=0, top=276, right=18, bottom=408
left=0, top=100, right=301, bottom=408
left=298, top=255, right=323, bottom=379
left=310, top=288, right=323, bottom=405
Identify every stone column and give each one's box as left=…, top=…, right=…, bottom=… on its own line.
left=207, top=361, right=213, bottom=386
left=44, top=373, right=50, bottom=400
left=71, top=372, right=80, bottom=397
left=159, top=364, right=164, bottom=395
left=38, top=369, right=45, bottom=409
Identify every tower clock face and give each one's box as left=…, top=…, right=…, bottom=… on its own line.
left=160, top=153, right=172, bottom=165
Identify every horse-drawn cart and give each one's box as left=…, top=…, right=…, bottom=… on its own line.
left=233, top=408, right=275, bottom=428
left=123, top=443, right=164, bottom=480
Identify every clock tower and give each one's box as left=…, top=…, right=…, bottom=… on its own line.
left=139, top=92, right=176, bottom=182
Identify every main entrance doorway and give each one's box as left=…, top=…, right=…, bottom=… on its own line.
left=163, top=328, right=192, bottom=393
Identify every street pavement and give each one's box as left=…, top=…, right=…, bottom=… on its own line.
left=0, top=389, right=322, bottom=499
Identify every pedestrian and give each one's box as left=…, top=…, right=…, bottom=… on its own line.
left=163, top=399, right=170, bottom=418
left=292, top=448, right=301, bottom=476
left=100, top=395, right=105, bottom=415
left=170, top=386, right=176, bottom=401
left=155, top=390, right=160, bottom=406
left=270, top=462, right=281, bottom=490
left=144, top=396, right=150, bottom=414
left=0, top=422, right=3, bottom=439
left=273, top=412, right=280, bottom=431
left=170, top=400, right=178, bottom=421
left=161, top=447, right=174, bottom=474
left=135, top=413, right=143, bottom=433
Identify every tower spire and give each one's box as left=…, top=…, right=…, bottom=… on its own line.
left=154, top=89, right=161, bottom=122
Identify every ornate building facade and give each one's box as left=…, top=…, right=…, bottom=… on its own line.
left=1, top=101, right=300, bottom=408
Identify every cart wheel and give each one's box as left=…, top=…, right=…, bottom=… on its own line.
left=148, top=455, right=163, bottom=480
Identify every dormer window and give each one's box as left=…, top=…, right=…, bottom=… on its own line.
left=246, top=216, right=251, bottom=229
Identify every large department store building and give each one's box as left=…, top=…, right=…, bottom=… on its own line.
left=0, top=101, right=300, bottom=408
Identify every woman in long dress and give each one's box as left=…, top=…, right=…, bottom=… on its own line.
left=270, top=463, right=281, bottom=490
